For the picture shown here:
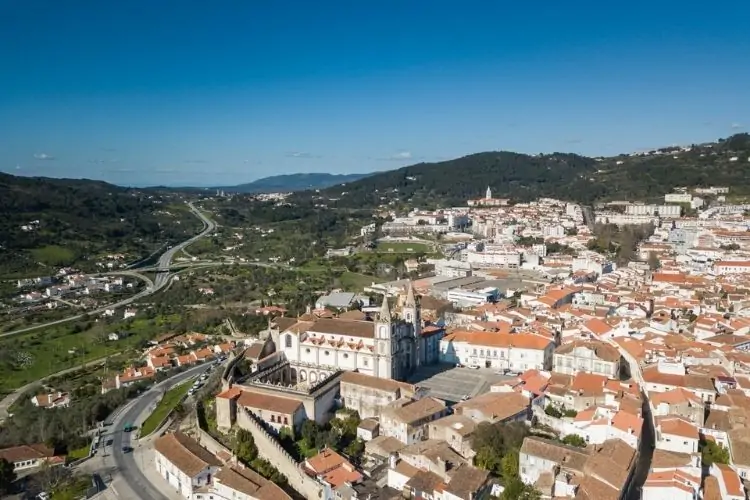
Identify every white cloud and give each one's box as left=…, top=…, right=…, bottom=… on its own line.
left=33, top=153, right=55, bottom=160
left=380, top=151, right=413, bottom=161
left=731, top=122, right=744, bottom=130
left=286, top=151, right=321, bottom=159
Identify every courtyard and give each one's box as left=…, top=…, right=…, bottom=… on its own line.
left=407, top=364, right=514, bottom=404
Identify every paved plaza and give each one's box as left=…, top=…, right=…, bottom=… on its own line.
left=408, top=364, right=513, bottom=403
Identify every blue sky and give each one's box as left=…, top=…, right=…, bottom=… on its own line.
left=1, top=1, right=748, bottom=187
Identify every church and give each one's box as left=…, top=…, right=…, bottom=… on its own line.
left=278, top=283, right=443, bottom=382
left=467, top=186, right=509, bottom=207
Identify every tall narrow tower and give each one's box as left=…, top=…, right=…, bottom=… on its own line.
left=375, top=295, right=393, bottom=379
left=403, top=281, right=422, bottom=369
left=486, top=186, right=492, bottom=199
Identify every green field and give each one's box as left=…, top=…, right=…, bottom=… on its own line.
left=67, top=445, right=91, bottom=460
left=31, top=245, right=77, bottom=266
left=375, top=241, right=431, bottom=253
left=0, top=313, right=182, bottom=394
left=338, top=271, right=382, bottom=291
left=140, top=381, right=191, bottom=436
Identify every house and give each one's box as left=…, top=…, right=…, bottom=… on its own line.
left=519, top=436, right=589, bottom=490
left=641, top=469, right=701, bottom=500
left=427, top=414, right=478, bottom=459
left=453, top=391, right=529, bottom=425
left=552, top=339, right=622, bottom=379
left=707, top=463, right=745, bottom=500
left=340, top=371, right=421, bottom=419
left=387, top=446, right=490, bottom=499
left=357, top=419, right=380, bottom=442
left=154, top=432, right=223, bottom=499
left=148, top=355, right=173, bottom=371
left=654, top=415, right=699, bottom=455
left=649, top=388, right=706, bottom=426
left=211, top=465, right=291, bottom=500
left=108, top=332, right=120, bottom=341
left=30, top=391, right=71, bottom=409
left=116, top=366, right=156, bottom=389
left=236, top=390, right=306, bottom=433
left=380, top=397, right=448, bottom=445
left=0, top=444, right=64, bottom=471
left=440, top=330, right=554, bottom=372
left=642, top=362, right=716, bottom=403
left=575, top=439, right=637, bottom=500
left=304, top=448, right=363, bottom=500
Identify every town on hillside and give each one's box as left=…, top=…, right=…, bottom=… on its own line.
left=5, top=187, right=750, bottom=500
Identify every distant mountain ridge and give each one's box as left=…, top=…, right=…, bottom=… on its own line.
left=303, top=133, right=750, bottom=208
left=215, top=172, right=374, bottom=193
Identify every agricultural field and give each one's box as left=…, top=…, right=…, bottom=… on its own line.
left=0, top=313, right=184, bottom=394
left=375, top=241, right=432, bottom=253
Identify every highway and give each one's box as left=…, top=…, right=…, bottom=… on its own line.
left=106, top=363, right=212, bottom=500
left=153, top=202, right=216, bottom=288
left=0, top=202, right=214, bottom=339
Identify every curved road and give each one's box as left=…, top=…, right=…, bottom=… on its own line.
left=0, top=202, right=215, bottom=339
left=108, top=363, right=211, bottom=500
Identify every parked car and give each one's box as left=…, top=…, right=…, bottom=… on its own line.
left=122, top=446, right=133, bottom=453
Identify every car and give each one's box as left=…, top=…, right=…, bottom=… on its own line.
left=122, top=446, right=133, bottom=453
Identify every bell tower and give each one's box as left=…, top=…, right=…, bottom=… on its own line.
left=375, top=295, right=393, bottom=379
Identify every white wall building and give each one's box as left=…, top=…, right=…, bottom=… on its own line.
left=440, top=330, right=553, bottom=372
left=154, top=432, right=222, bottom=499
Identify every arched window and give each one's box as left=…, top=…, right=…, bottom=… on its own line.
left=285, top=334, right=292, bottom=348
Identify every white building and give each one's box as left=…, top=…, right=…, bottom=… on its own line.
left=664, top=193, right=692, bottom=204
left=281, top=286, right=424, bottom=381
left=153, top=432, right=222, bottom=499
left=464, top=248, right=521, bottom=268
left=211, top=465, right=289, bottom=499
left=445, top=287, right=499, bottom=307
left=440, top=330, right=553, bottom=372
left=641, top=469, right=701, bottom=500
left=654, top=416, right=699, bottom=455
left=625, top=204, right=682, bottom=217
left=714, top=260, right=750, bottom=275
left=552, top=340, right=621, bottom=379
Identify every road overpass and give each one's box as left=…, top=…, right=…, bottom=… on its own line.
left=0, top=202, right=215, bottom=339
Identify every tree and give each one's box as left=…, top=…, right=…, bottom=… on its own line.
left=472, top=422, right=529, bottom=475
left=0, top=458, right=16, bottom=495
left=702, top=440, right=730, bottom=466
left=500, top=450, right=519, bottom=482
left=233, top=428, right=258, bottom=463
left=561, top=434, right=587, bottom=448
left=647, top=251, right=660, bottom=271
left=544, top=405, right=562, bottom=418
left=501, top=477, right=542, bottom=500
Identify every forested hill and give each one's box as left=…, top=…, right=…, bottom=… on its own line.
left=306, top=133, right=750, bottom=208
left=0, top=173, right=199, bottom=275
left=216, top=172, right=373, bottom=193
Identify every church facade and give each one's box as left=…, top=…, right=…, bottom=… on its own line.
left=280, top=285, right=425, bottom=381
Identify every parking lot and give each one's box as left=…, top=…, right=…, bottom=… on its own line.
left=407, top=364, right=514, bottom=404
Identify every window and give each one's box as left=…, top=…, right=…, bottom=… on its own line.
left=480, top=349, right=484, bottom=356
left=343, top=353, right=349, bottom=358
left=473, top=348, right=477, bottom=355
left=284, top=417, right=289, bottom=425
left=363, top=358, right=369, bottom=367
left=305, top=348, right=311, bottom=353
left=285, top=334, right=292, bottom=348
left=324, top=350, right=330, bottom=356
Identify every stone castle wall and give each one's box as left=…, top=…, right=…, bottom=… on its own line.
left=237, top=408, right=323, bottom=499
